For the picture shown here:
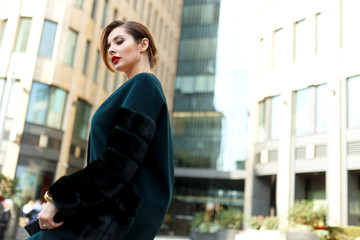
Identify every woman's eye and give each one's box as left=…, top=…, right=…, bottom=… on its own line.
left=117, top=40, right=124, bottom=45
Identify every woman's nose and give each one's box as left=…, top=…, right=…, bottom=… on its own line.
left=108, top=45, right=115, bottom=55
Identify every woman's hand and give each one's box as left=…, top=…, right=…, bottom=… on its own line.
left=38, top=201, right=64, bottom=230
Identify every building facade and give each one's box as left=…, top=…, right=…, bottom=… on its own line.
left=0, top=0, right=182, bottom=203
left=169, top=0, right=249, bottom=235
left=245, top=0, right=360, bottom=226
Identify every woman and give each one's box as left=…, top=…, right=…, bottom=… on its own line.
left=28, top=20, right=174, bottom=240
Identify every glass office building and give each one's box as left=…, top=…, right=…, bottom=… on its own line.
left=169, top=0, right=249, bottom=235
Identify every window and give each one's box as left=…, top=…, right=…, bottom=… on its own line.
left=103, top=71, right=108, bottom=90
left=113, top=9, right=118, bottom=21
left=82, top=40, right=90, bottom=74
left=101, top=0, right=108, bottom=28
left=315, top=13, right=323, bottom=55
left=0, top=19, right=8, bottom=51
left=147, top=3, right=152, bottom=27
left=91, top=0, right=97, bottom=19
left=295, top=88, right=311, bottom=135
left=294, top=84, right=328, bottom=136
left=0, top=78, right=5, bottom=102
left=140, top=0, right=145, bottom=18
left=93, top=50, right=100, bottom=82
left=257, top=96, right=283, bottom=141
left=273, top=28, right=285, bottom=68
left=152, top=11, right=158, bottom=34
left=26, top=82, right=67, bottom=130
left=73, top=99, right=91, bottom=140
left=316, top=84, right=328, bottom=133
left=63, top=29, right=78, bottom=66
left=47, top=88, right=67, bottom=129
left=73, top=0, right=83, bottom=8
left=258, top=100, right=266, bottom=142
left=348, top=75, right=360, bottom=128
left=294, top=19, right=310, bottom=61
left=113, top=73, right=119, bottom=91
left=270, top=95, right=281, bottom=139
left=38, top=20, right=57, bottom=58
left=15, top=17, right=32, bottom=52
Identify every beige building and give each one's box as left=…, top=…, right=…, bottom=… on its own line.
left=0, top=0, right=182, bottom=202
left=245, top=0, right=360, bottom=226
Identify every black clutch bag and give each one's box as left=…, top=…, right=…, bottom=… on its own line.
left=24, top=218, right=41, bottom=236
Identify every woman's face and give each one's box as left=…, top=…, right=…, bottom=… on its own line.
left=107, top=26, right=142, bottom=74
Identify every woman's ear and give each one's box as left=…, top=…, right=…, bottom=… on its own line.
left=139, top=38, right=149, bottom=53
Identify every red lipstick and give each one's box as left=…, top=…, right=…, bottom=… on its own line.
left=112, top=56, right=120, bottom=64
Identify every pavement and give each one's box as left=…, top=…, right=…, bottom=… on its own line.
left=7, top=224, right=190, bottom=240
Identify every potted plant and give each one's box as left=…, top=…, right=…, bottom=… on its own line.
left=286, top=200, right=328, bottom=240
left=242, top=215, right=281, bottom=239
left=190, top=207, right=242, bottom=240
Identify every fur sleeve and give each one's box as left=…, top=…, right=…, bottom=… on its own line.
left=49, top=108, right=156, bottom=210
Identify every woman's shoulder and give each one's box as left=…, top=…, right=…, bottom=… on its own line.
left=131, top=73, right=161, bottom=86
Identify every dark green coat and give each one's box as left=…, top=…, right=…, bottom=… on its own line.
left=28, top=73, right=174, bottom=240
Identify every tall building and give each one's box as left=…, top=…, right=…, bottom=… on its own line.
left=0, top=0, right=182, bottom=203
left=169, top=0, right=249, bottom=235
left=245, top=0, right=360, bottom=226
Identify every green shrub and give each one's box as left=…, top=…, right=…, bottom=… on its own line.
left=246, top=215, right=279, bottom=230
left=190, top=207, right=243, bottom=233
left=217, top=207, right=243, bottom=230
left=328, top=226, right=360, bottom=240
left=246, top=215, right=263, bottom=230
left=262, top=216, right=279, bottom=230
left=288, top=200, right=327, bottom=227
left=0, top=173, right=18, bottom=199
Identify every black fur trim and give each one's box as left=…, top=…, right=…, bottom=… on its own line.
left=67, top=170, right=104, bottom=207
left=98, top=147, right=139, bottom=183
left=112, top=108, right=156, bottom=143
left=49, top=176, right=80, bottom=210
left=83, top=151, right=138, bottom=198
left=107, top=126, right=148, bottom=164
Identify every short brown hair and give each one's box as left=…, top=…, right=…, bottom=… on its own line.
left=101, top=20, right=158, bottom=72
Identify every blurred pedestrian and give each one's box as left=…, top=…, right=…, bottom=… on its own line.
left=0, top=199, right=12, bottom=240
left=25, top=200, right=42, bottom=222
left=28, top=20, right=174, bottom=240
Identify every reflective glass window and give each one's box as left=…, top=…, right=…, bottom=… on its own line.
left=82, top=40, right=90, bottom=74
left=103, top=71, right=109, bottom=90
left=73, top=99, right=91, bottom=140
left=270, top=95, right=281, bottom=139
left=316, top=84, right=328, bottom=133
left=273, top=28, right=284, bottom=68
left=182, top=4, right=219, bottom=25
left=73, top=0, right=83, bottom=8
left=93, top=50, right=100, bottom=82
left=47, top=88, right=67, bottom=129
left=38, top=20, right=57, bottom=58
left=294, top=19, right=310, bottom=61
left=64, top=29, right=78, bottom=66
left=0, top=19, right=7, bottom=51
left=91, top=0, right=97, bottom=19
left=101, top=0, right=108, bottom=28
left=0, top=78, right=5, bottom=105
left=178, top=38, right=217, bottom=61
left=295, top=88, right=311, bottom=136
left=15, top=17, right=32, bottom=52
left=258, top=100, right=266, bottom=142
left=348, top=76, right=360, bottom=128
left=26, top=83, right=50, bottom=125
left=26, top=82, right=67, bottom=130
